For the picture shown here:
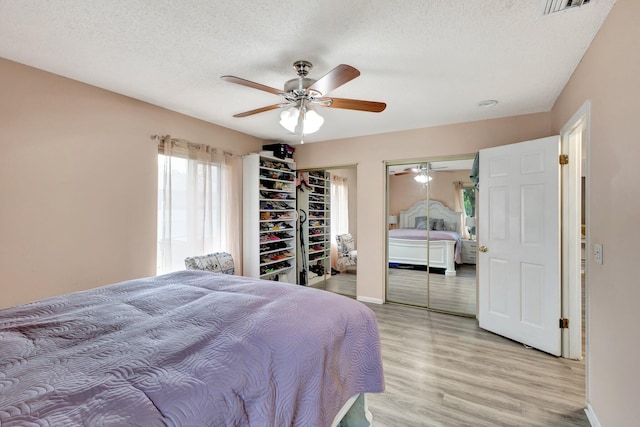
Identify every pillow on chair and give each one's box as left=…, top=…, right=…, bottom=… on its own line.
left=337, top=234, right=355, bottom=255
left=336, top=234, right=357, bottom=268
left=184, top=252, right=235, bottom=275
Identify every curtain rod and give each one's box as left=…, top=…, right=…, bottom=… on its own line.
left=150, top=134, right=235, bottom=157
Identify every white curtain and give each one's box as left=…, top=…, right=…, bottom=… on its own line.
left=331, top=175, right=350, bottom=238
left=157, top=136, right=231, bottom=274
left=330, top=175, right=350, bottom=269
left=454, top=181, right=471, bottom=239
left=221, top=152, right=241, bottom=273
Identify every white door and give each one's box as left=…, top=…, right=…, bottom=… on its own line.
left=478, top=136, right=561, bottom=356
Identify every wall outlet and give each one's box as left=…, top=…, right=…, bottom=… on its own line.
left=594, top=243, right=603, bottom=265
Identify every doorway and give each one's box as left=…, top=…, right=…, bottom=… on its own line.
left=386, top=156, right=476, bottom=316
left=560, top=102, right=588, bottom=360
left=476, top=106, right=587, bottom=359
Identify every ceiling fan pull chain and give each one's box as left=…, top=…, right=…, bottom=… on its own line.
left=295, top=103, right=305, bottom=135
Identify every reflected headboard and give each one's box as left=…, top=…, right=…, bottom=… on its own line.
left=398, top=200, right=463, bottom=233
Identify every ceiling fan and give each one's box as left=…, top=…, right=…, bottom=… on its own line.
left=221, top=60, right=386, bottom=138
left=393, top=164, right=449, bottom=176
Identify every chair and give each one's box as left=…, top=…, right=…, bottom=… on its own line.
left=336, top=233, right=357, bottom=271
left=184, top=252, right=235, bottom=275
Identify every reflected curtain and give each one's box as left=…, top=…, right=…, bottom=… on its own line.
left=454, top=181, right=471, bottom=239
left=157, top=136, right=229, bottom=274
left=330, top=175, right=350, bottom=270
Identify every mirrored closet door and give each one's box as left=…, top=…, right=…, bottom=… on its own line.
left=386, top=163, right=429, bottom=307
left=386, top=158, right=477, bottom=316
left=297, top=166, right=357, bottom=298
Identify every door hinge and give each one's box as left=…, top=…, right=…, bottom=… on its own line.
left=559, top=154, right=569, bottom=165
left=559, top=318, right=569, bottom=328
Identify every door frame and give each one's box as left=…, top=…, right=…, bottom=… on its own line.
left=560, top=100, right=590, bottom=360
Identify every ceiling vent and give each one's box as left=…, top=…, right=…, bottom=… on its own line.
left=540, top=0, right=592, bottom=15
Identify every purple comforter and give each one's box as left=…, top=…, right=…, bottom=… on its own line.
left=389, top=228, right=462, bottom=263
left=0, top=270, right=384, bottom=426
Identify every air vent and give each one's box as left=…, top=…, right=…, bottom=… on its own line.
left=540, top=0, right=592, bottom=15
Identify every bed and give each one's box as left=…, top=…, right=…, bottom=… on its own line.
left=388, top=200, right=463, bottom=276
left=0, top=270, right=384, bottom=426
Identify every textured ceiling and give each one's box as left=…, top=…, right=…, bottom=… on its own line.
left=0, top=0, right=616, bottom=145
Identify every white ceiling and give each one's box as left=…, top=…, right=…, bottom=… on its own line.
left=0, top=0, right=616, bottom=145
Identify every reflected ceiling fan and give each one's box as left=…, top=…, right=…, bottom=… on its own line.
left=221, top=60, right=386, bottom=139
left=393, top=165, right=426, bottom=176
left=393, top=164, right=450, bottom=183
left=393, top=164, right=449, bottom=176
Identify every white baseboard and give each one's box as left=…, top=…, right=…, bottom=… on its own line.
left=357, top=296, right=383, bottom=305
left=585, top=403, right=601, bottom=427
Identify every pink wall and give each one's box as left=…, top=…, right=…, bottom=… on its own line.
left=294, top=114, right=552, bottom=302
left=550, top=0, right=640, bottom=424
left=389, top=173, right=429, bottom=218
left=0, top=58, right=263, bottom=309
left=389, top=170, right=471, bottom=219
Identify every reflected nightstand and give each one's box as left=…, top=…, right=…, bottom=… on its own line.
left=461, top=239, right=477, bottom=265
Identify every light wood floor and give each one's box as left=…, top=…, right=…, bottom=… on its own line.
left=316, top=265, right=586, bottom=425
left=363, top=302, right=587, bottom=427
left=387, top=265, right=477, bottom=316
left=313, top=270, right=357, bottom=297
left=317, top=265, right=477, bottom=318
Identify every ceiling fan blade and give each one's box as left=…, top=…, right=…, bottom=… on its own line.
left=221, top=75, right=284, bottom=95
left=325, top=97, right=387, bottom=113
left=307, top=64, right=360, bottom=96
left=233, top=104, right=283, bottom=118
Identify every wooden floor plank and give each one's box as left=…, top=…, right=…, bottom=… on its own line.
left=387, top=265, right=477, bottom=315
left=315, top=265, right=586, bottom=425
left=364, top=303, right=587, bottom=427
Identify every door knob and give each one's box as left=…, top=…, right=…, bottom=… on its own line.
left=479, top=245, right=488, bottom=253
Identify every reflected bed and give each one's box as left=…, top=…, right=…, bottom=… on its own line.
left=388, top=200, right=463, bottom=276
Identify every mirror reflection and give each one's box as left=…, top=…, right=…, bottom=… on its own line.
left=298, top=167, right=357, bottom=298
left=387, top=158, right=477, bottom=316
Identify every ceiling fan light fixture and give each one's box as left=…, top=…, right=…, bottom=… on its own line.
left=279, top=104, right=324, bottom=135
left=414, top=174, right=432, bottom=184
left=301, top=107, right=324, bottom=134
left=279, top=106, right=300, bottom=132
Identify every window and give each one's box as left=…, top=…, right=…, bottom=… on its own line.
left=462, top=186, right=476, bottom=217
left=462, top=186, right=476, bottom=236
left=157, top=140, right=225, bottom=274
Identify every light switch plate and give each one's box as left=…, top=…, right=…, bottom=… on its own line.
left=594, top=243, right=603, bottom=264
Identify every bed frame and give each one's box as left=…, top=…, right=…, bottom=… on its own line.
left=388, top=200, right=462, bottom=276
